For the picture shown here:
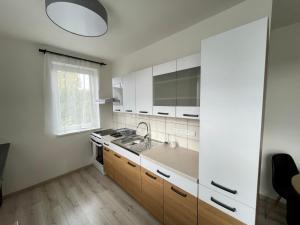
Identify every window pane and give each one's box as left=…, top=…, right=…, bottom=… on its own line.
left=56, top=69, right=97, bottom=133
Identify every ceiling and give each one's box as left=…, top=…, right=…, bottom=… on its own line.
left=272, top=0, right=300, bottom=29
left=0, top=0, right=243, bottom=61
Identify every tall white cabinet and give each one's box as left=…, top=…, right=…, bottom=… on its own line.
left=198, top=18, right=268, bottom=225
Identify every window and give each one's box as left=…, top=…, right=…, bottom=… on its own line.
left=44, top=54, right=100, bottom=135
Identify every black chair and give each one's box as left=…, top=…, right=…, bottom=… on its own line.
left=0, top=143, right=10, bottom=207
left=272, top=154, right=299, bottom=199
left=266, top=153, right=299, bottom=217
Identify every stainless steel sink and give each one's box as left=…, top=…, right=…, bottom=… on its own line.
left=112, top=135, right=162, bottom=155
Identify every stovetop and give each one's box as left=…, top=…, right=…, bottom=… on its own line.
left=92, top=128, right=136, bottom=139
left=93, top=129, right=115, bottom=136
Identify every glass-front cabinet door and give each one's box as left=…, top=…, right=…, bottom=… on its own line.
left=153, top=71, right=177, bottom=106
left=176, top=67, right=200, bottom=106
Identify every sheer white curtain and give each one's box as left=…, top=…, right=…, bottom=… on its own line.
left=44, top=53, right=100, bottom=135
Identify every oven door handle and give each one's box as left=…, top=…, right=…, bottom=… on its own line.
left=90, top=139, right=103, bottom=147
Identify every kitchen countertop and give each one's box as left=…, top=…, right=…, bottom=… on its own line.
left=141, top=144, right=199, bottom=183
left=101, top=135, right=118, bottom=143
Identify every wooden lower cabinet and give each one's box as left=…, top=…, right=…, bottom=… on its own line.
left=123, top=159, right=142, bottom=202
left=198, top=200, right=245, bottom=225
left=141, top=168, right=164, bottom=224
left=103, top=154, right=204, bottom=225
left=111, top=152, right=127, bottom=189
left=164, top=181, right=197, bottom=225
left=103, top=147, right=114, bottom=179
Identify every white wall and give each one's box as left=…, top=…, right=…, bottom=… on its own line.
left=0, top=37, right=112, bottom=195
left=260, top=22, right=300, bottom=198
left=112, top=0, right=273, bottom=75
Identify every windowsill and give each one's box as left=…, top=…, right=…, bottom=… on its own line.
left=55, top=127, right=101, bottom=137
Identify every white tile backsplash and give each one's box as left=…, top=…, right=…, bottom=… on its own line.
left=151, top=119, right=166, bottom=133
left=113, top=112, right=200, bottom=151
left=187, top=125, right=199, bottom=140
left=166, top=122, right=176, bottom=135
left=151, top=131, right=166, bottom=142
left=175, top=123, right=188, bottom=137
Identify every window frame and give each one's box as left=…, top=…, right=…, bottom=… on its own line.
left=50, top=61, right=100, bottom=136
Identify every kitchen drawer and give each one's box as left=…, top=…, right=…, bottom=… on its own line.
left=176, top=106, right=200, bottom=119
left=198, top=185, right=255, bottom=225
left=141, top=168, right=164, bottom=223
left=164, top=181, right=197, bottom=225
left=123, top=106, right=136, bottom=114
left=113, top=105, right=123, bottom=113
left=141, top=157, right=198, bottom=197
left=153, top=106, right=176, bottom=118
left=136, top=106, right=153, bottom=115
left=153, top=60, right=176, bottom=76
left=109, top=142, right=140, bottom=165
left=198, top=199, right=246, bottom=225
left=124, top=159, right=142, bottom=202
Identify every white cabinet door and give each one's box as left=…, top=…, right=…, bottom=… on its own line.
left=122, top=73, right=136, bottom=113
left=153, top=60, right=176, bottom=76
left=199, top=17, right=268, bottom=210
left=153, top=106, right=176, bottom=117
left=135, top=67, right=153, bottom=115
left=175, top=107, right=199, bottom=119
left=112, top=77, right=123, bottom=106
left=113, top=105, right=123, bottom=113
left=177, top=53, right=201, bottom=71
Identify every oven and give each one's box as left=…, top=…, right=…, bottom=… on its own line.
left=90, top=135, right=105, bottom=175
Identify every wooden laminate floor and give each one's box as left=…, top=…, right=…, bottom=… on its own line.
left=0, top=166, right=287, bottom=225
left=0, top=166, right=160, bottom=225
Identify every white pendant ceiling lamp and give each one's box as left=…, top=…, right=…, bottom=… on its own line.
left=45, top=0, right=108, bottom=37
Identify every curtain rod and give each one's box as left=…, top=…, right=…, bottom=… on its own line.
left=38, top=49, right=106, bottom=66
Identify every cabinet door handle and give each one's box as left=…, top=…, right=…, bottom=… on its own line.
left=125, top=110, right=133, bottom=112
left=115, top=109, right=121, bottom=112
left=211, top=181, right=237, bottom=194
left=127, top=161, right=136, bottom=167
left=114, top=154, right=121, bottom=158
left=211, top=197, right=236, bottom=212
left=183, top=114, right=199, bottom=118
left=139, top=111, right=148, bottom=114
left=171, top=186, right=187, bottom=198
left=104, top=143, right=109, bottom=147
left=145, top=172, right=157, bottom=180
left=157, top=170, right=170, bottom=178
left=157, top=112, right=169, bottom=115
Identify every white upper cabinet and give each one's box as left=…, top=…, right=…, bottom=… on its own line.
left=153, top=60, right=176, bottom=76
left=135, top=67, right=153, bottom=115
left=112, top=77, right=123, bottom=113
left=177, top=53, right=201, bottom=71
left=122, top=73, right=136, bottom=113
left=199, top=17, right=268, bottom=224
left=176, top=54, right=201, bottom=119
left=153, top=60, right=177, bottom=113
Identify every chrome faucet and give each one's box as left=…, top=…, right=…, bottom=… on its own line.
left=137, top=122, right=151, bottom=142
